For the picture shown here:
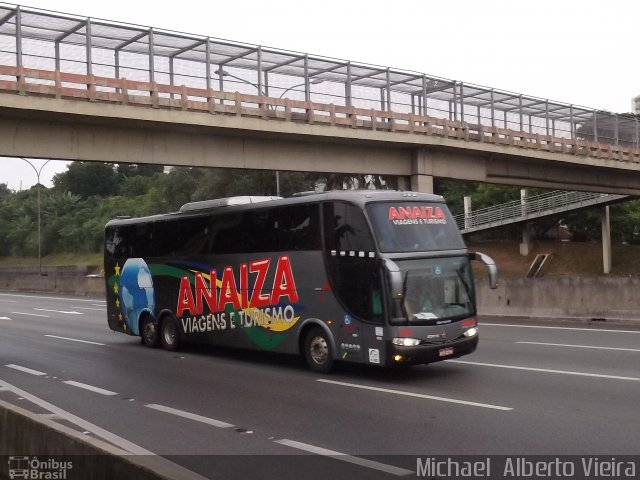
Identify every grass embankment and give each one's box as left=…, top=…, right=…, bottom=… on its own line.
left=469, top=240, right=640, bottom=278
left=2, top=241, right=640, bottom=278
left=0, top=252, right=102, bottom=268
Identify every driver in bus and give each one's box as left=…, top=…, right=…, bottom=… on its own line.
left=404, top=277, right=439, bottom=320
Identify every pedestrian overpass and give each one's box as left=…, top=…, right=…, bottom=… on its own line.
left=455, top=190, right=628, bottom=233
left=454, top=189, right=633, bottom=274
left=0, top=3, right=639, bottom=194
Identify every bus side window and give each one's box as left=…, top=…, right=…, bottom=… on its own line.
left=248, top=205, right=321, bottom=252
left=210, top=213, right=248, bottom=254
left=323, top=202, right=382, bottom=323
left=329, top=260, right=383, bottom=323
left=323, top=201, right=375, bottom=253
left=105, top=227, right=118, bottom=257
left=273, top=204, right=320, bottom=251
left=176, top=216, right=210, bottom=257
left=110, top=225, right=134, bottom=258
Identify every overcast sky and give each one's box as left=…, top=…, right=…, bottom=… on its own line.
left=2, top=0, right=638, bottom=190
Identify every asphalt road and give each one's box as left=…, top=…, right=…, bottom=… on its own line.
left=1, top=292, right=639, bottom=479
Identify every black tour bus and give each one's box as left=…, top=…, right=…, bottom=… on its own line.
left=104, top=190, right=497, bottom=372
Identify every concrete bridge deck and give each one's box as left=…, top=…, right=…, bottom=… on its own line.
left=2, top=65, right=640, bottom=195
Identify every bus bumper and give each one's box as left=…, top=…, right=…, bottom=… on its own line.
left=387, top=335, right=478, bottom=365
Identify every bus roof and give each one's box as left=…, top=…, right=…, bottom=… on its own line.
left=105, top=190, right=445, bottom=227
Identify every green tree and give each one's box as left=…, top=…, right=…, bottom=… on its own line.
left=116, top=163, right=164, bottom=180
left=52, top=162, right=119, bottom=198
left=0, top=183, right=11, bottom=201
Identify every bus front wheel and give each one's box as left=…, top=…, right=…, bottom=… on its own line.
left=304, top=327, right=334, bottom=373
left=160, top=317, right=181, bottom=351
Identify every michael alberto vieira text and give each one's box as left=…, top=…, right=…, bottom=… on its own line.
left=416, top=457, right=637, bottom=478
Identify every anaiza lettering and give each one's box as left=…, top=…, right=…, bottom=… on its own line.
left=388, top=206, right=447, bottom=225
left=176, top=256, right=300, bottom=333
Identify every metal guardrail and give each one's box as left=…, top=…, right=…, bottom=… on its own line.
left=455, top=190, right=628, bottom=232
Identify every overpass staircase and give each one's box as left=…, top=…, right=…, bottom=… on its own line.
left=455, top=190, right=629, bottom=234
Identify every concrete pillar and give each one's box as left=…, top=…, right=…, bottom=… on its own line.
left=411, top=148, right=434, bottom=194
left=410, top=174, right=434, bottom=193
left=463, top=196, right=472, bottom=229
left=519, top=190, right=531, bottom=256
left=520, top=223, right=531, bottom=256
left=601, top=205, right=611, bottom=274
left=397, top=176, right=410, bottom=191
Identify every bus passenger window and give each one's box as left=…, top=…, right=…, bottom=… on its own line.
left=323, top=202, right=374, bottom=252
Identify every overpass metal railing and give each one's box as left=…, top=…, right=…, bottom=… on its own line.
left=1, top=65, right=639, bottom=166
left=454, top=190, right=627, bottom=232
left=0, top=3, right=638, bottom=151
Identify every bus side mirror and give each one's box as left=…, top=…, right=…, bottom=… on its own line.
left=469, top=252, right=498, bottom=289
left=381, top=258, right=405, bottom=325
left=381, top=258, right=403, bottom=298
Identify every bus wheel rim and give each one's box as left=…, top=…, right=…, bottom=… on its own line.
left=164, top=323, right=175, bottom=345
left=310, top=336, right=328, bottom=364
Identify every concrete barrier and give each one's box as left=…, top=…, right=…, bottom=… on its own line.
left=2, top=267, right=640, bottom=322
left=0, top=266, right=104, bottom=296
left=0, top=400, right=203, bottom=480
left=476, top=276, right=640, bottom=323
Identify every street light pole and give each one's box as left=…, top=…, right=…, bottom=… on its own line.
left=19, top=158, right=51, bottom=275
left=215, top=70, right=322, bottom=198
left=278, top=79, right=323, bottom=99
left=213, top=71, right=324, bottom=197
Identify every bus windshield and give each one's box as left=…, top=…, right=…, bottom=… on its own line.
left=396, top=257, right=474, bottom=323
left=366, top=201, right=464, bottom=253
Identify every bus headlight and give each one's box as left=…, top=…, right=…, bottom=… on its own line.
left=464, top=327, right=478, bottom=337
left=392, top=337, right=421, bottom=347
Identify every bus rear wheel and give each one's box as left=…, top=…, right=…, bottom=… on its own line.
left=140, top=316, right=159, bottom=348
left=304, top=327, right=333, bottom=373
left=160, top=316, right=181, bottom=351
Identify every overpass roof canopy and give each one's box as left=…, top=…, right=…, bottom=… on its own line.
left=0, top=3, right=637, bottom=146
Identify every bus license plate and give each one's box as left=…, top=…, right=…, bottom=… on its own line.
left=439, top=347, right=454, bottom=357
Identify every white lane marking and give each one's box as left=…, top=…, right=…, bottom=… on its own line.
left=448, top=360, right=640, bottom=382
left=6, top=364, right=47, bottom=376
left=10, top=311, right=49, bottom=318
left=45, top=335, right=105, bottom=346
left=39, top=413, right=60, bottom=419
left=481, top=323, right=640, bottom=334
left=0, top=316, right=12, bottom=321
left=0, top=378, right=150, bottom=454
left=63, top=380, right=118, bottom=396
left=145, top=404, right=235, bottom=428
left=317, top=379, right=512, bottom=411
left=0, top=299, right=17, bottom=303
left=517, top=341, right=640, bottom=352
left=0, top=293, right=103, bottom=303
left=275, top=439, right=413, bottom=476
left=72, top=306, right=106, bottom=311
left=0, top=379, right=211, bottom=479
left=34, top=308, right=83, bottom=315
